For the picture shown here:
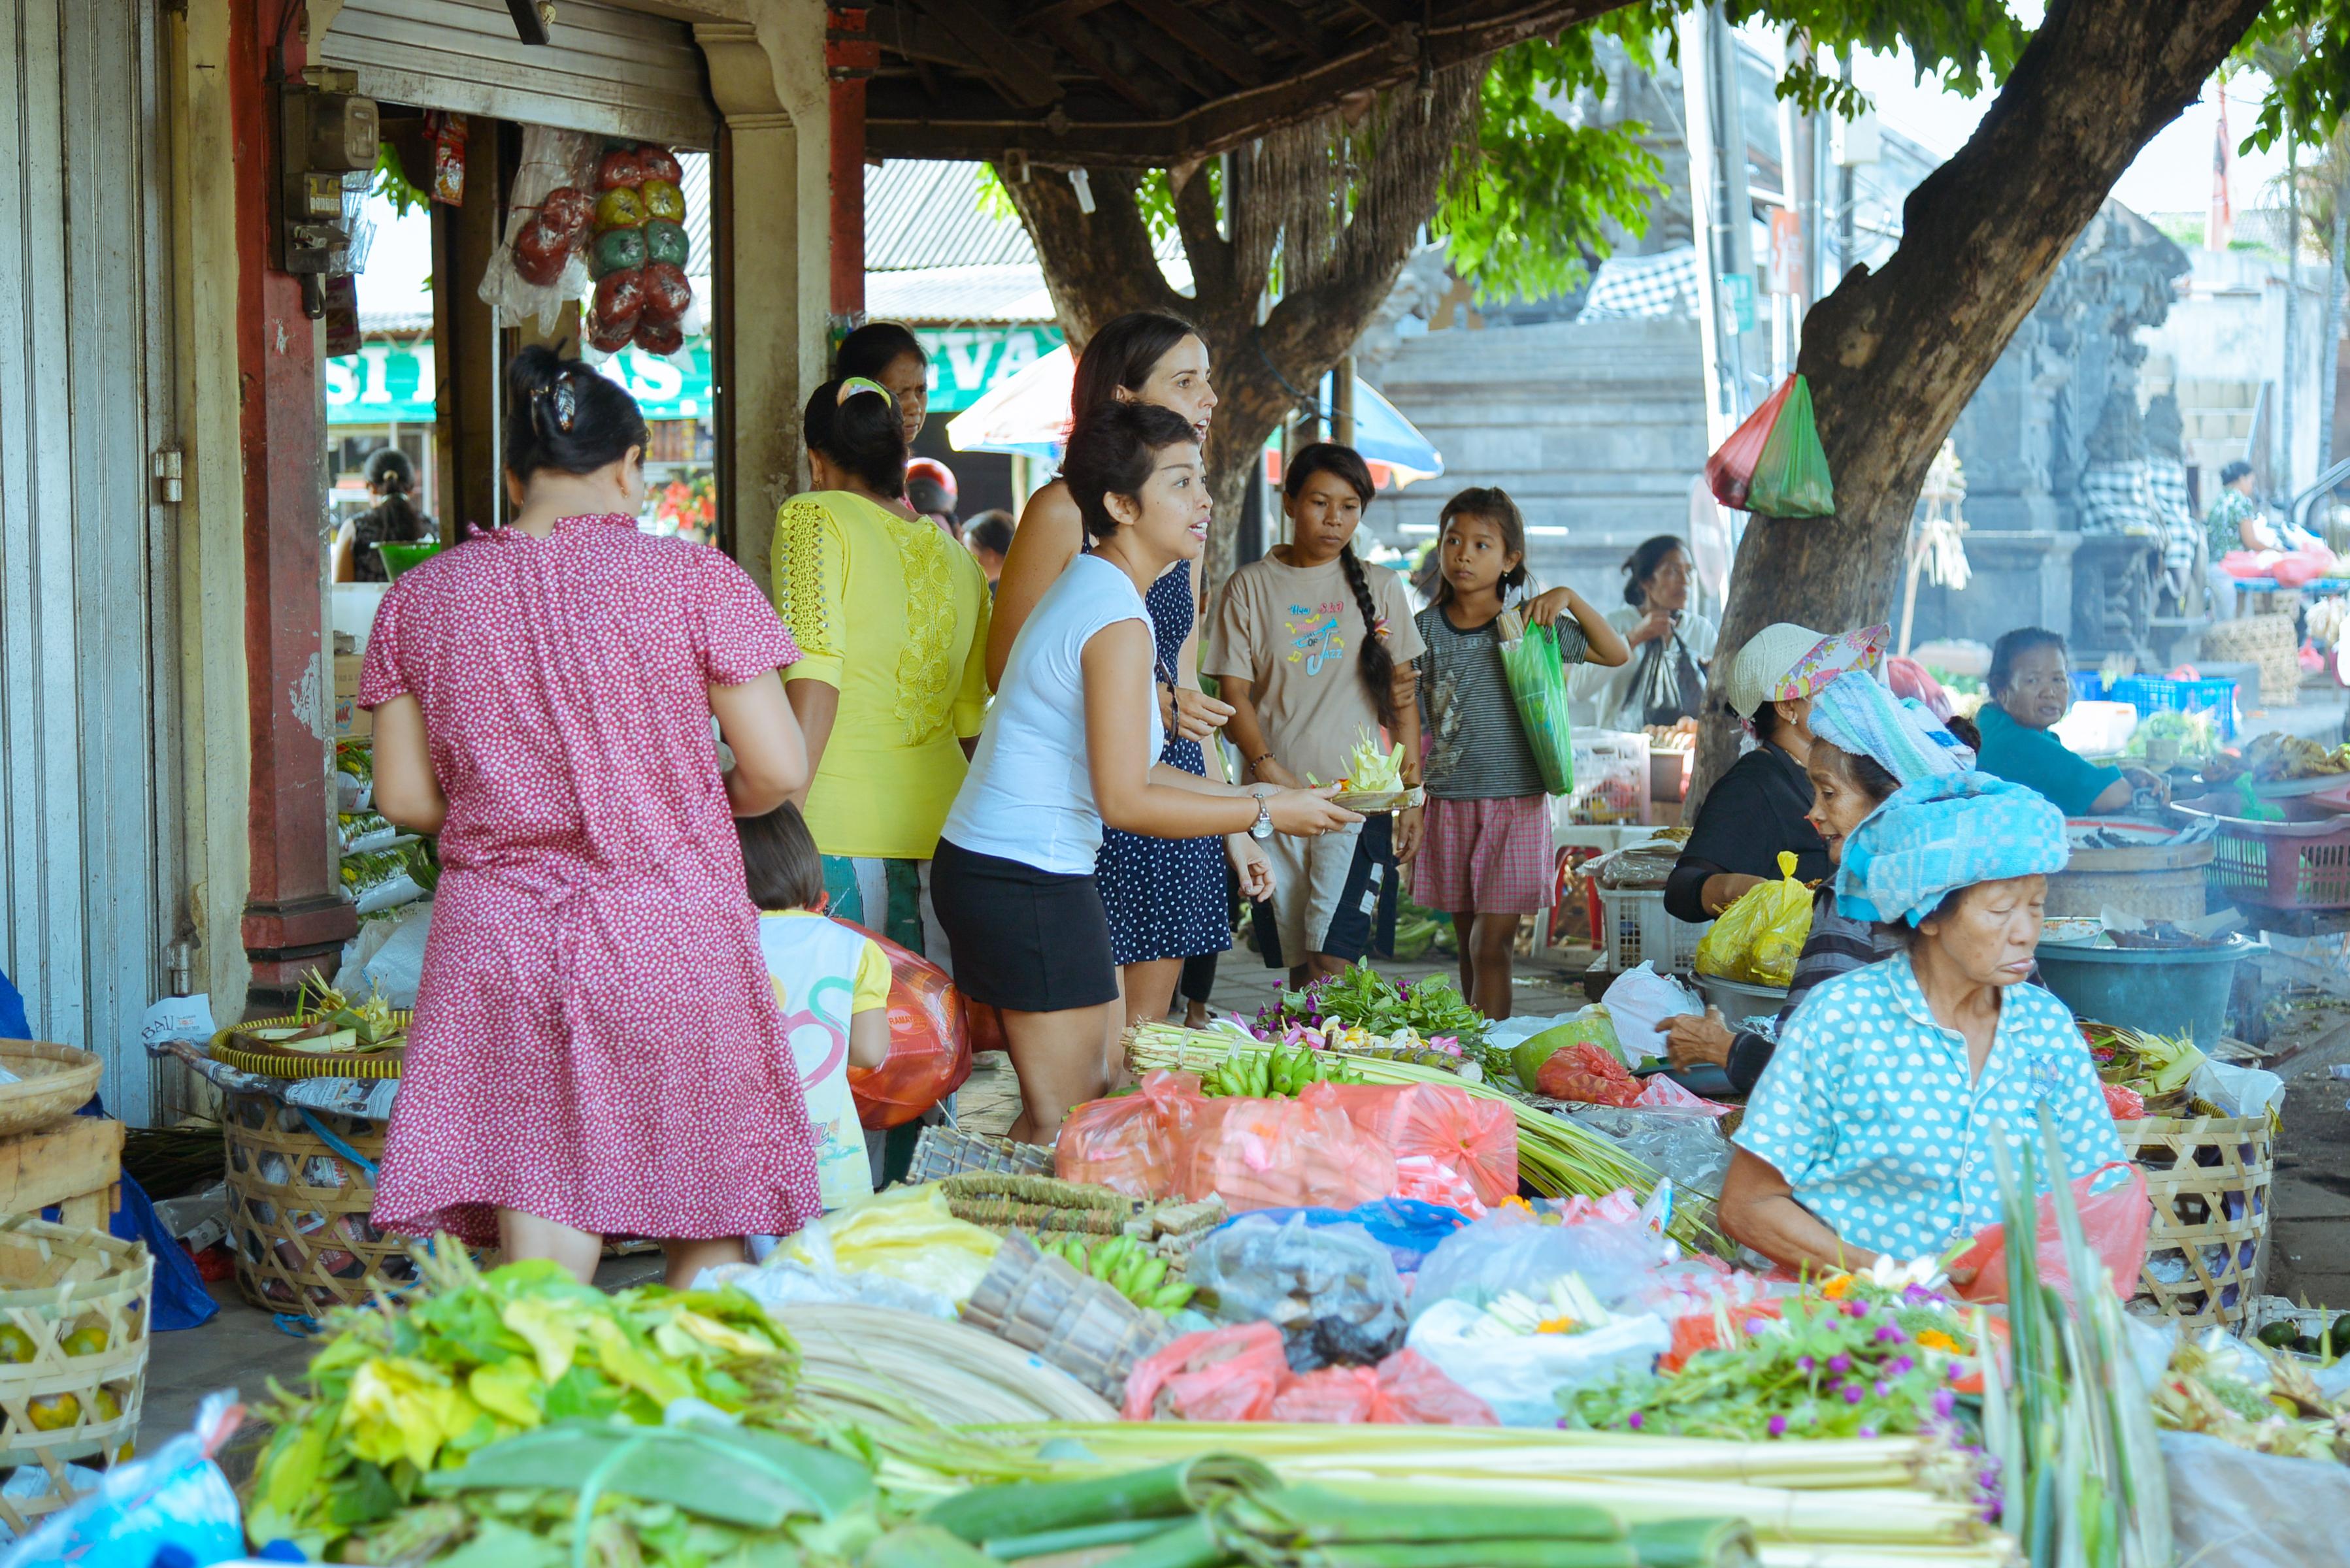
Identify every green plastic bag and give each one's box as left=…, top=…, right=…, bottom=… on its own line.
left=1745, top=373, right=1835, bottom=517
left=1497, top=614, right=1576, bottom=796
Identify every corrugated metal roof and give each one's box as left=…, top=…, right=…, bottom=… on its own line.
left=865, top=159, right=1183, bottom=272
left=867, top=263, right=1057, bottom=324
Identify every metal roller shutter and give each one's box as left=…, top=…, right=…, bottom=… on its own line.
left=319, top=0, right=718, bottom=150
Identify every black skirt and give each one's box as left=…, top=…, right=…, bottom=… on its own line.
left=931, top=837, right=1119, bottom=1013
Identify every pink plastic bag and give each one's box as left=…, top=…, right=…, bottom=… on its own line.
left=1704, top=374, right=1796, bottom=510
left=1633, top=1073, right=1734, bottom=1119
left=1054, top=1070, right=1204, bottom=1197
left=1123, top=1322, right=1289, bottom=1422
left=845, top=925, right=975, bottom=1128
left=1325, top=1083, right=1519, bottom=1209
left=1178, top=1083, right=1395, bottom=1213
left=1950, top=1162, right=2151, bottom=1306
left=1268, top=1364, right=1387, bottom=1423
left=1375, top=1348, right=1498, bottom=1425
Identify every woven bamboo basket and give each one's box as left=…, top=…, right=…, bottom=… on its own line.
left=0, top=1040, right=103, bottom=1137
left=2117, top=1112, right=2274, bottom=1328
left=2199, top=613, right=2302, bottom=708
left=906, top=1125, right=1054, bottom=1184
left=0, top=1217, right=152, bottom=1537
left=222, top=1088, right=426, bottom=1315
left=960, top=1231, right=1178, bottom=1399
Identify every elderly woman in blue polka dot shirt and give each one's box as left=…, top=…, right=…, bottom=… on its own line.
left=1719, top=772, right=2129, bottom=1276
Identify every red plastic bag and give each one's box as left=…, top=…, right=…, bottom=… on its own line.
left=1123, top=1322, right=1289, bottom=1422
left=2102, top=1083, right=2145, bottom=1121
left=1704, top=374, right=1795, bottom=510
left=1374, top=1348, right=1498, bottom=1426
left=843, top=925, right=975, bottom=1128
left=1950, top=1162, right=2151, bottom=1306
left=1325, top=1083, right=1518, bottom=1209
left=1536, top=1043, right=1641, bottom=1107
left=1178, top=1082, right=1396, bottom=1213
left=1269, top=1364, right=1386, bottom=1423
left=964, top=998, right=1009, bottom=1057
left=1055, top=1070, right=1204, bottom=1198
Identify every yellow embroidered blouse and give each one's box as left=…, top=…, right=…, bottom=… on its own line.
left=772, top=491, right=993, bottom=859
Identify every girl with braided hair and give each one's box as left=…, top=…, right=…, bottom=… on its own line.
left=1209, top=443, right=1425, bottom=987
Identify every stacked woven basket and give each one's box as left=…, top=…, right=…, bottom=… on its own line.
left=2200, top=613, right=2302, bottom=710
left=2117, top=1112, right=2274, bottom=1330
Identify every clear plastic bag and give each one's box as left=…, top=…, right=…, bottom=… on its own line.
left=1497, top=617, right=1576, bottom=796
left=1409, top=1210, right=1666, bottom=1321
left=1563, top=1105, right=1734, bottom=1199
left=770, top=1184, right=1002, bottom=1307
left=847, top=925, right=975, bottom=1129
left=1693, top=851, right=1813, bottom=987
left=1405, top=1298, right=1672, bottom=1427
left=476, top=124, right=599, bottom=331
left=1187, top=1214, right=1409, bottom=1371
left=2160, top=1431, right=2350, bottom=1568
left=1220, top=1199, right=1472, bottom=1273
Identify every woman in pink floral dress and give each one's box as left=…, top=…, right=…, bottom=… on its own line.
left=361, top=346, right=816, bottom=1286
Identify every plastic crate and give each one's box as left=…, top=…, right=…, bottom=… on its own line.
left=2068, top=670, right=2106, bottom=704
left=1564, top=730, right=1651, bottom=826
left=2173, top=794, right=2350, bottom=910
left=1585, top=885, right=1710, bottom=973
left=2106, top=674, right=2240, bottom=742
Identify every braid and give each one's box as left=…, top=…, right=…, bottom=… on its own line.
left=1338, top=544, right=1397, bottom=730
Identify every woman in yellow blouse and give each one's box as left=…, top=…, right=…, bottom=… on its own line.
left=772, top=376, right=991, bottom=972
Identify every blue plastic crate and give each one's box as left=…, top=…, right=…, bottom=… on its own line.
left=2106, top=674, right=2240, bottom=741
left=2068, top=670, right=2106, bottom=703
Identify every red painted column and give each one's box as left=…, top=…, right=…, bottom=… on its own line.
left=826, top=7, right=876, bottom=319
left=235, top=0, right=357, bottom=991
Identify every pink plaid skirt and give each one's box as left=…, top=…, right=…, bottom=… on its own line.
left=1413, top=793, right=1554, bottom=914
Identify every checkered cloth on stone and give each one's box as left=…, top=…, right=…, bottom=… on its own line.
left=2147, top=455, right=2198, bottom=570
left=1579, top=246, right=1700, bottom=320
left=2074, top=461, right=2161, bottom=540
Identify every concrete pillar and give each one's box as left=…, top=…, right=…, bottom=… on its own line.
left=697, top=0, right=830, bottom=598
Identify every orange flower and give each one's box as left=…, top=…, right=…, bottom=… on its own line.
left=1819, top=1274, right=1853, bottom=1301
left=1915, top=1330, right=1961, bottom=1354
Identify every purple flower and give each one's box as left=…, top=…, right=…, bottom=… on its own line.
left=1766, top=1415, right=1788, bottom=1437
left=1627, top=1411, right=1644, bottom=1430
left=1889, top=1356, right=1915, bottom=1377
left=1947, top=1362, right=1964, bottom=1381
left=1904, top=1284, right=1938, bottom=1307
left=1933, top=1388, right=1957, bottom=1418
left=1844, top=1385, right=1864, bottom=1405
left=1875, top=1324, right=1904, bottom=1343
left=1828, top=1354, right=1853, bottom=1376
left=1845, top=1299, right=1871, bottom=1319
left=1797, top=1355, right=1816, bottom=1373
left=1873, top=1379, right=1890, bottom=1397
left=1858, top=1425, right=1878, bottom=1439
left=1744, top=1318, right=1768, bottom=1336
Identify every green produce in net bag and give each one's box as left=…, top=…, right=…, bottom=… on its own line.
left=1744, top=372, right=1835, bottom=517
left=1497, top=616, right=1576, bottom=796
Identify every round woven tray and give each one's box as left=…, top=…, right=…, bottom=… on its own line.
left=210, top=1011, right=408, bottom=1079
left=0, top=1215, right=153, bottom=1538
left=0, top=1040, right=103, bottom=1137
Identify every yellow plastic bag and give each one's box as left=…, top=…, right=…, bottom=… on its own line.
left=774, top=1183, right=1002, bottom=1305
left=1693, top=851, right=1814, bottom=988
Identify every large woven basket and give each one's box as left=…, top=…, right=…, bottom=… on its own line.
left=0, top=1217, right=152, bottom=1537
left=2199, top=613, right=2302, bottom=708
left=2117, top=1112, right=2274, bottom=1328
left=222, top=1089, right=425, bottom=1315
left=0, top=1040, right=103, bottom=1137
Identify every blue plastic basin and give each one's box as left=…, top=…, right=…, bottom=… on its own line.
left=2030, top=936, right=2264, bottom=1046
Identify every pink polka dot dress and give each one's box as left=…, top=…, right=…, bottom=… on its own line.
left=357, top=514, right=822, bottom=1247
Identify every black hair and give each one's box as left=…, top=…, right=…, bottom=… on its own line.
left=503, top=344, right=650, bottom=510
left=803, top=376, right=908, bottom=498
left=1431, top=487, right=1531, bottom=608
left=364, top=446, right=416, bottom=494
left=835, top=321, right=927, bottom=382
left=1284, top=443, right=1395, bottom=730
left=1944, top=713, right=1981, bottom=751
left=966, top=510, right=1016, bottom=556
left=1987, top=627, right=2068, bottom=697
left=1621, top=534, right=1689, bottom=608
left=1069, top=311, right=1200, bottom=442
left=1750, top=699, right=1785, bottom=745
left=2221, top=459, right=2255, bottom=487
left=1063, top=401, right=1200, bottom=540
left=736, top=801, right=827, bottom=911
left=1812, top=741, right=1900, bottom=805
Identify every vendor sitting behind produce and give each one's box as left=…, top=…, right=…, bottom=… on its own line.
left=1719, top=772, right=2130, bottom=1274
left=1664, top=622, right=1885, bottom=923
left=1661, top=671, right=1978, bottom=1091
left=1974, top=627, right=2168, bottom=815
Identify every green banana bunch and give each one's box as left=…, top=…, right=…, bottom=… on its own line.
left=1199, top=1047, right=1365, bottom=1100
left=1040, top=1232, right=1194, bottom=1313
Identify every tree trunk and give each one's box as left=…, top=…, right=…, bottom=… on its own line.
left=2285, top=129, right=2302, bottom=494
left=1689, top=0, right=2268, bottom=806
left=2321, top=195, right=2345, bottom=482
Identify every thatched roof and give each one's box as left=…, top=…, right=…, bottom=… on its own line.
left=850, top=0, right=1615, bottom=166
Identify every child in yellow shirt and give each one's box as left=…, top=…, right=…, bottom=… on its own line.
left=738, top=802, right=890, bottom=1211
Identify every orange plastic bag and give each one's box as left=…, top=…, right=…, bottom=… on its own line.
left=1325, top=1083, right=1518, bottom=1209
left=844, top=925, right=976, bottom=1128
left=1704, top=374, right=1795, bottom=510
left=1950, top=1163, right=2151, bottom=1307
left=1536, top=1043, right=1642, bottom=1106
left=1123, top=1322, right=1289, bottom=1421
left=1178, top=1082, right=1396, bottom=1213
left=1054, top=1070, right=1204, bottom=1198
left=1374, top=1348, right=1498, bottom=1425
left=1269, top=1364, right=1387, bottom=1423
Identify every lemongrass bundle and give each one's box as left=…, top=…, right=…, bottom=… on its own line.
left=770, top=1305, right=1115, bottom=1426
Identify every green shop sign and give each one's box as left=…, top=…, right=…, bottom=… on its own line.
left=325, top=339, right=716, bottom=425
left=912, top=325, right=1063, bottom=413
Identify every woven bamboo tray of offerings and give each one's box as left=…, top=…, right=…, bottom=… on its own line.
left=905, top=1124, right=1055, bottom=1183
left=941, top=1173, right=1227, bottom=1267
left=222, top=1088, right=431, bottom=1316
left=2116, top=1111, right=2274, bottom=1329
left=210, top=1011, right=408, bottom=1080
left=0, top=1216, right=152, bottom=1537
left=960, top=1230, right=1179, bottom=1400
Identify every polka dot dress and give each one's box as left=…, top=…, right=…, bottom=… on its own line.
left=356, top=514, right=823, bottom=1247
left=1097, top=566, right=1231, bottom=966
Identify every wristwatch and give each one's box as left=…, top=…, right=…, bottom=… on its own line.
left=1251, top=798, right=1274, bottom=841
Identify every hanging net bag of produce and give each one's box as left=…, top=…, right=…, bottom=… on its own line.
left=1692, top=851, right=1814, bottom=988
left=1495, top=611, right=1577, bottom=796
left=1745, top=373, right=1836, bottom=517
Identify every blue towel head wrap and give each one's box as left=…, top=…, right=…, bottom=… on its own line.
left=1809, top=671, right=1976, bottom=785
left=1835, top=771, right=2069, bottom=926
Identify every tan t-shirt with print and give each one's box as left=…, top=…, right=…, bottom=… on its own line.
left=1205, top=552, right=1425, bottom=787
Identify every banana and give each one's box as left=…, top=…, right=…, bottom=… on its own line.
left=1131, top=1256, right=1169, bottom=1296
left=1148, top=1280, right=1195, bottom=1312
